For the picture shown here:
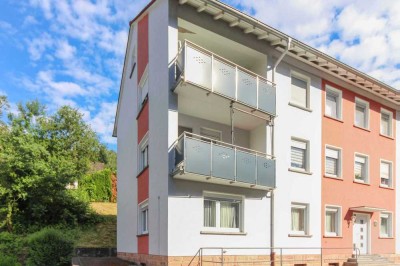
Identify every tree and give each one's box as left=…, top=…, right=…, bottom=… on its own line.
left=0, top=100, right=107, bottom=231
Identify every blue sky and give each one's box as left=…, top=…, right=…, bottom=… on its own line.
left=1, top=0, right=399, bottom=151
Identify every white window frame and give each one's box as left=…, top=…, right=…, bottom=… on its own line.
left=202, top=192, right=244, bottom=233
left=200, top=127, right=222, bottom=142
left=290, top=138, right=310, bottom=172
left=325, top=85, right=343, bottom=120
left=354, top=97, right=370, bottom=129
left=129, top=45, right=136, bottom=79
left=138, top=65, right=149, bottom=111
left=290, top=202, right=309, bottom=236
left=380, top=159, right=393, bottom=188
left=290, top=71, right=311, bottom=110
left=380, top=212, right=393, bottom=238
left=354, top=153, right=369, bottom=184
left=380, top=108, right=393, bottom=137
left=324, top=205, right=342, bottom=237
left=138, top=200, right=149, bottom=235
left=325, top=145, right=342, bottom=179
left=138, top=133, right=149, bottom=173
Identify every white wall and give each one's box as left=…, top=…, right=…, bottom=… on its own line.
left=179, top=113, right=250, bottom=148
left=272, top=60, right=322, bottom=254
left=148, top=0, right=171, bottom=256
left=396, top=111, right=400, bottom=253
left=117, top=23, right=139, bottom=253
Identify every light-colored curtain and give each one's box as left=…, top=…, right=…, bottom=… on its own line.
left=291, top=208, right=304, bottom=232
left=380, top=217, right=388, bottom=235
left=326, top=157, right=337, bottom=176
left=381, top=113, right=390, bottom=135
left=355, top=105, right=366, bottom=127
left=220, top=201, right=239, bottom=228
left=204, top=200, right=216, bottom=227
left=291, top=147, right=305, bottom=169
left=325, top=211, right=336, bottom=233
left=326, top=93, right=337, bottom=118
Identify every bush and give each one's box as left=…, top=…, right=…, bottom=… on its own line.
left=78, top=169, right=112, bottom=202
left=0, top=255, right=21, bottom=266
left=0, top=232, right=25, bottom=259
left=27, top=228, right=74, bottom=266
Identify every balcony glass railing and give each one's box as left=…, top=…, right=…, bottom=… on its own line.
left=173, top=132, right=275, bottom=189
left=176, top=40, right=276, bottom=116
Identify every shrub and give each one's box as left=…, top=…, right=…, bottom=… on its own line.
left=0, top=255, right=21, bottom=266
left=0, top=232, right=25, bottom=258
left=27, top=228, right=74, bottom=266
left=78, top=169, right=112, bottom=202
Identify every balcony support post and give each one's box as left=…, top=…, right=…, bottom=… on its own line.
left=230, top=102, right=235, bottom=144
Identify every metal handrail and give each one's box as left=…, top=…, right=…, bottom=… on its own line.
left=187, top=247, right=360, bottom=266
left=182, top=40, right=275, bottom=86
left=176, top=131, right=274, bottom=159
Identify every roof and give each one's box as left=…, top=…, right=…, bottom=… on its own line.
left=179, top=0, right=400, bottom=106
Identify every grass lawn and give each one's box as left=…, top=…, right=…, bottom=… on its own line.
left=74, top=202, right=117, bottom=248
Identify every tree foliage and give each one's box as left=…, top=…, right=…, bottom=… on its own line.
left=0, top=98, right=115, bottom=231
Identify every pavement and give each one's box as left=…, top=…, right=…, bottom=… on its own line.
left=72, top=257, right=136, bottom=266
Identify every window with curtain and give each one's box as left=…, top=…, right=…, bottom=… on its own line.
left=291, top=204, right=307, bottom=235
left=355, top=99, right=369, bottom=128
left=380, top=161, right=392, bottom=187
left=380, top=111, right=392, bottom=136
left=203, top=197, right=242, bottom=232
left=291, top=139, right=308, bottom=171
left=354, top=155, right=367, bottom=182
left=325, top=86, right=342, bottom=119
left=380, top=213, right=392, bottom=237
left=139, top=201, right=149, bottom=235
left=291, top=75, right=308, bottom=108
left=325, top=206, right=341, bottom=236
left=325, top=147, right=340, bottom=177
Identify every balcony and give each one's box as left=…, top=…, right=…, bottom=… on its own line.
left=175, top=40, right=276, bottom=116
left=172, top=132, right=276, bottom=190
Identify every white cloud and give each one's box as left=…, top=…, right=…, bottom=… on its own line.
left=0, top=20, right=16, bottom=35
left=55, top=39, right=76, bottom=60
left=84, top=101, right=117, bottom=145
left=23, top=16, right=39, bottom=27
left=27, top=32, right=54, bottom=61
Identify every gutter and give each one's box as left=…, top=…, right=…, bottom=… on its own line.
left=272, top=37, right=292, bottom=83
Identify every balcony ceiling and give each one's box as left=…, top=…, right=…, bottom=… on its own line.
left=177, top=83, right=268, bottom=131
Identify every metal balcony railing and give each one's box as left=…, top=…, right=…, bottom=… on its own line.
left=176, top=40, right=276, bottom=116
left=173, top=132, right=275, bottom=189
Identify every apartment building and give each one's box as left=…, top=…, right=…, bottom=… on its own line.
left=113, top=0, right=400, bottom=265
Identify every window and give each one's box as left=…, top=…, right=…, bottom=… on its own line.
left=291, top=203, right=308, bottom=235
left=291, top=73, right=309, bottom=108
left=380, top=109, right=393, bottom=137
left=380, top=212, right=392, bottom=238
left=325, top=147, right=341, bottom=178
left=291, top=138, right=309, bottom=171
left=325, top=86, right=342, bottom=119
left=380, top=161, right=392, bottom=188
left=354, top=98, right=369, bottom=129
left=138, top=135, right=149, bottom=173
left=354, top=154, right=368, bottom=183
left=325, top=206, right=341, bottom=236
left=200, top=127, right=222, bottom=142
left=203, top=194, right=242, bottom=232
left=129, top=46, right=136, bottom=79
left=138, top=201, right=148, bottom=235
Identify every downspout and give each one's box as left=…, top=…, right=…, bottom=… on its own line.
left=270, top=37, right=292, bottom=266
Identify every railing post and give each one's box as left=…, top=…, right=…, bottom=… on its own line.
left=280, top=248, right=283, bottom=266
left=200, top=248, right=202, bottom=266
left=211, top=54, right=214, bottom=92
left=221, top=248, right=224, bottom=266
left=235, top=66, right=238, bottom=102
left=320, top=247, right=323, bottom=266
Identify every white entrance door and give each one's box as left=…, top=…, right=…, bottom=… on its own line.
left=353, top=214, right=369, bottom=254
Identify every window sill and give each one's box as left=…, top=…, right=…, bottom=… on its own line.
left=200, top=231, right=247, bottom=236
left=136, top=96, right=148, bottom=120
left=323, top=235, right=343, bottom=238
left=353, top=125, right=370, bottom=132
left=288, top=234, right=313, bottom=238
left=324, top=174, right=343, bottom=180
left=288, top=102, right=312, bottom=112
left=137, top=165, right=149, bottom=178
left=379, top=236, right=394, bottom=239
left=137, top=233, right=149, bottom=237
left=379, top=185, right=394, bottom=190
left=379, top=134, right=394, bottom=140
left=288, top=168, right=313, bottom=175
left=353, top=180, right=370, bottom=186
left=324, top=115, right=344, bottom=123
